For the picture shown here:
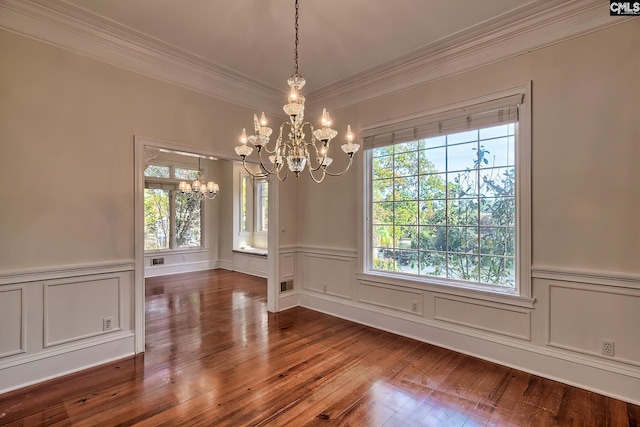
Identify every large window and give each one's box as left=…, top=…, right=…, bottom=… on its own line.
left=144, top=164, right=203, bottom=251
left=364, top=89, right=530, bottom=295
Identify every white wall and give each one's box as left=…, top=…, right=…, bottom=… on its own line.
left=293, top=20, right=640, bottom=404
left=0, top=29, right=254, bottom=392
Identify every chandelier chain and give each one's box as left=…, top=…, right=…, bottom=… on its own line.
left=294, top=0, right=299, bottom=75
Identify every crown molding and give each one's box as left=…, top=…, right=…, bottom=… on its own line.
left=308, top=0, right=636, bottom=110
left=0, top=0, right=634, bottom=114
left=0, top=0, right=282, bottom=114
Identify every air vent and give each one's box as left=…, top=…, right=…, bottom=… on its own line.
left=280, top=280, right=294, bottom=293
left=151, top=257, right=164, bottom=266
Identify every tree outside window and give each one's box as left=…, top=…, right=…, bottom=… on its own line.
left=144, top=164, right=203, bottom=251
left=370, top=124, right=516, bottom=288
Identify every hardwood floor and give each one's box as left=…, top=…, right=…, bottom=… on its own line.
left=1, top=269, right=638, bottom=426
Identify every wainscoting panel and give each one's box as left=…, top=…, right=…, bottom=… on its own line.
left=548, top=282, right=640, bottom=366
left=358, top=282, right=423, bottom=316
left=145, top=260, right=218, bottom=278
left=433, top=295, right=531, bottom=340
left=0, top=261, right=134, bottom=394
left=44, top=275, right=122, bottom=347
left=281, top=253, right=295, bottom=280
left=0, top=287, right=25, bottom=358
left=301, top=253, right=354, bottom=299
left=232, top=252, right=268, bottom=278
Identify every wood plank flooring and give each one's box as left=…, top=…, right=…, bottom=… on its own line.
left=1, top=269, right=638, bottom=426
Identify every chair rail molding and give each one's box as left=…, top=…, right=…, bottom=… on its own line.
left=532, top=265, right=640, bottom=289
left=0, top=260, right=135, bottom=286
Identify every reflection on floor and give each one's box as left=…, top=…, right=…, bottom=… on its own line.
left=1, top=269, right=638, bottom=426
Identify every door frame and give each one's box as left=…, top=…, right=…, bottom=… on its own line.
left=133, top=135, right=279, bottom=353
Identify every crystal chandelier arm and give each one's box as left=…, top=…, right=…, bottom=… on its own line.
left=307, top=167, right=327, bottom=184
left=276, top=170, right=290, bottom=182
left=258, top=132, right=280, bottom=155
left=257, top=149, right=283, bottom=176
left=259, top=123, right=294, bottom=157
left=242, top=151, right=289, bottom=182
left=298, top=122, right=327, bottom=172
left=241, top=157, right=269, bottom=178
left=306, top=152, right=329, bottom=172
left=319, top=155, right=355, bottom=177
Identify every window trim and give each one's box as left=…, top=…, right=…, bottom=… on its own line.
left=359, top=83, right=532, bottom=304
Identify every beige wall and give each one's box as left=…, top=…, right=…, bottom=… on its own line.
left=0, top=29, right=253, bottom=270
left=292, top=20, right=640, bottom=403
left=298, top=20, right=640, bottom=273
left=1, top=15, right=639, bottom=402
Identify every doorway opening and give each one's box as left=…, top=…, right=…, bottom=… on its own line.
left=134, top=136, right=280, bottom=353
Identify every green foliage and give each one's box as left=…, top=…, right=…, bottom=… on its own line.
left=144, top=189, right=202, bottom=250
left=144, top=189, right=169, bottom=250
left=144, top=165, right=170, bottom=178
left=175, top=193, right=201, bottom=247
left=371, top=126, right=516, bottom=287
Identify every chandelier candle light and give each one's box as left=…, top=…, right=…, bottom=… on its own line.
left=178, top=157, right=219, bottom=201
left=234, top=0, right=360, bottom=183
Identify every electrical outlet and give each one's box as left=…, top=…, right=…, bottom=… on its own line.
left=103, top=317, right=113, bottom=331
left=322, top=284, right=327, bottom=293
left=601, top=340, right=615, bottom=357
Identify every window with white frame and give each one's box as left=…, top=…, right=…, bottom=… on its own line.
left=144, top=164, right=203, bottom=251
left=363, top=89, right=530, bottom=295
left=255, top=179, right=269, bottom=233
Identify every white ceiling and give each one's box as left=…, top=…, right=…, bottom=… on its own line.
left=62, top=0, right=540, bottom=92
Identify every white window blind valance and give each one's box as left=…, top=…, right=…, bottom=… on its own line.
left=363, top=93, right=524, bottom=149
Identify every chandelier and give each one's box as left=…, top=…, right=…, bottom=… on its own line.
left=178, top=158, right=219, bottom=201
left=234, top=0, right=360, bottom=183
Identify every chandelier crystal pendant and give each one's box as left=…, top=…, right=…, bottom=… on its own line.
left=234, top=0, right=360, bottom=183
left=178, top=158, right=219, bottom=201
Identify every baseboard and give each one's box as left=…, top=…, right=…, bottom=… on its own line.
left=216, top=259, right=233, bottom=271
left=231, top=266, right=267, bottom=279
left=0, top=332, right=135, bottom=394
left=279, top=291, right=300, bottom=311
left=299, top=292, right=640, bottom=405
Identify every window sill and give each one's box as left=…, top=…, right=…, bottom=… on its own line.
left=356, top=271, right=535, bottom=309
left=144, top=248, right=208, bottom=256
left=233, top=248, right=268, bottom=257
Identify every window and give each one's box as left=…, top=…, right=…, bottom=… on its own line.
left=144, top=188, right=170, bottom=250
left=144, top=164, right=203, bottom=251
left=240, top=175, right=252, bottom=233
left=363, top=88, right=530, bottom=295
left=255, top=179, right=268, bottom=233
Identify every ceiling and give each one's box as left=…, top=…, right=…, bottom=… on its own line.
left=62, top=0, right=541, bottom=92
